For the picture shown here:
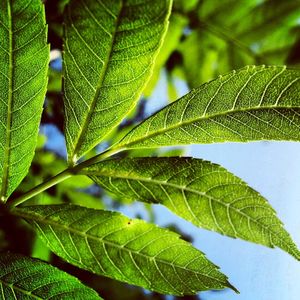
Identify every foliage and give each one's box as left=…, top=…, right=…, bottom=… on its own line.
left=0, top=0, right=300, bottom=299
left=0, top=0, right=49, bottom=200
left=0, top=252, right=100, bottom=299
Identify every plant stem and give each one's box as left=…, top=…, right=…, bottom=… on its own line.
left=8, top=169, right=72, bottom=207
left=199, top=21, right=261, bottom=62
left=8, top=146, right=125, bottom=208
left=73, top=146, right=124, bottom=171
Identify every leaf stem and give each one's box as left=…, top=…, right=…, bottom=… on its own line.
left=199, top=21, right=262, bottom=62
left=73, top=145, right=124, bottom=171
left=8, top=169, right=73, bottom=207
left=8, top=146, right=125, bottom=207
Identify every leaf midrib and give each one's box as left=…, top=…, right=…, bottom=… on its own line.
left=1, top=0, right=13, bottom=201
left=13, top=208, right=226, bottom=284
left=70, top=0, right=124, bottom=164
left=86, top=170, right=300, bottom=257
left=0, top=279, right=43, bottom=300
left=120, top=104, right=300, bottom=148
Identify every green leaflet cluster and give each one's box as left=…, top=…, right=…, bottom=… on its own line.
left=63, top=0, right=172, bottom=163
left=0, top=0, right=299, bottom=298
left=0, top=252, right=101, bottom=299
left=0, top=0, right=49, bottom=200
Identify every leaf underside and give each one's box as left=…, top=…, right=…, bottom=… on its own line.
left=13, top=204, right=237, bottom=296
left=0, top=0, right=49, bottom=200
left=117, top=65, right=300, bottom=149
left=63, top=0, right=172, bottom=163
left=85, top=157, right=300, bottom=260
left=0, top=252, right=100, bottom=299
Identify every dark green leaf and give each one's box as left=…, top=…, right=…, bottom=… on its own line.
left=0, top=252, right=100, bottom=299
left=179, top=1, right=300, bottom=87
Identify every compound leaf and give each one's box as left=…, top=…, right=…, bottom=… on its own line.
left=63, top=0, right=172, bottom=164
left=116, top=66, right=300, bottom=149
left=0, top=252, right=100, bottom=299
left=0, top=0, right=49, bottom=200
left=13, top=204, right=237, bottom=296
left=83, top=157, right=300, bottom=260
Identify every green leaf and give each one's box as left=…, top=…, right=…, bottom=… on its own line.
left=13, top=204, right=237, bottom=295
left=178, top=24, right=258, bottom=87
left=233, top=0, right=300, bottom=46
left=83, top=157, right=300, bottom=260
left=0, top=0, right=49, bottom=200
left=63, top=0, right=172, bottom=164
left=0, top=252, right=101, bottom=299
left=198, top=0, right=257, bottom=27
left=116, top=65, right=300, bottom=149
left=177, top=1, right=300, bottom=87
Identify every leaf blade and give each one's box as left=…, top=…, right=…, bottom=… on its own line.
left=0, top=252, right=101, bottom=299
left=13, top=204, right=236, bottom=295
left=63, top=0, right=172, bottom=163
left=83, top=157, right=300, bottom=260
left=116, top=65, right=300, bottom=149
left=0, top=0, right=49, bottom=200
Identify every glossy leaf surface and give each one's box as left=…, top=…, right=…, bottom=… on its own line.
left=14, top=204, right=236, bottom=295
left=63, top=0, right=172, bottom=163
left=0, top=252, right=100, bottom=299
left=117, top=66, right=300, bottom=149
left=0, top=0, right=49, bottom=200
left=84, top=157, right=300, bottom=260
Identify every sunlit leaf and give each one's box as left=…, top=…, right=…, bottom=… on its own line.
left=13, top=204, right=237, bottom=295
left=116, top=66, right=300, bottom=149
left=0, top=0, right=49, bottom=200
left=63, top=0, right=172, bottom=164
left=84, top=157, right=300, bottom=260
left=0, top=252, right=100, bottom=299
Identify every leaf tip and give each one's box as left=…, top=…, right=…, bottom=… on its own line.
left=226, top=281, right=239, bottom=294
left=291, top=247, right=300, bottom=261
